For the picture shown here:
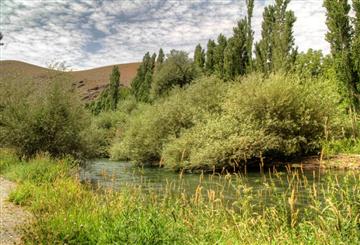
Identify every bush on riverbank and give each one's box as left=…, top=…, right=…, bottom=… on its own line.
left=110, top=76, right=229, bottom=163
left=1, top=151, right=359, bottom=244
left=111, top=74, right=343, bottom=170
left=0, top=74, right=101, bottom=159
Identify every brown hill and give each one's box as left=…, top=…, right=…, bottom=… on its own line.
left=0, top=60, right=141, bottom=101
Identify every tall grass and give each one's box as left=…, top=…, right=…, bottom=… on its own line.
left=1, top=151, right=359, bottom=244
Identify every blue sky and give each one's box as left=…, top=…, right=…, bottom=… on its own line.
left=0, top=0, right=329, bottom=70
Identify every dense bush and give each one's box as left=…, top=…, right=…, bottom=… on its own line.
left=90, top=96, right=138, bottom=157
left=163, top=74, right=341, bottom=170
left=111, top=74, right=342, bottom=170
left=110, top=76, right=229, bottom=163
left=0, top=73, right=100, bottom=158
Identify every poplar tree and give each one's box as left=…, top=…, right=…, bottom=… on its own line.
left=255, top=6, right=276, bottom=73
left=109, top=66, right=120, bottom=110
left=255, top=0, right=296, bottom=74
left=352, top=0, right=360, bottom=87
left=223, top=0, right=254, bottom=79
left=214, top=34, right=227, bottom=77
left=157, top=48, right=165, bottom=64
left=324, top=0, right=360, bottom=111
left=205, top=39, right=216, bottom=73
left=246, top=0, right=254, bottom=72
left=194, top=44, right=205, bottom=70
left=132, top=52, right=153, bottom=102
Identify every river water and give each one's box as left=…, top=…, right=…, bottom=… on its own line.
left=80, top=159, right=357, bottom=205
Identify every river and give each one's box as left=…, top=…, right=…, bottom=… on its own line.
left=80, top=159, right=357, bottom=206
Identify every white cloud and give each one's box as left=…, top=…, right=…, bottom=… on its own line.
left=0, top=0, right=330, bottom=70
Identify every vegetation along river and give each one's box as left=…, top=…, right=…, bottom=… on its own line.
left=80, top=159, right=359, bottom=209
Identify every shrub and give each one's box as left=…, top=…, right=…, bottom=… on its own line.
left=90, top=96, right=139, bottom=157
left=0, top=73, right=99, bottom=158
left=110, top=76, right=229, bottom=163
left=163, top=74, right=341, bottom=170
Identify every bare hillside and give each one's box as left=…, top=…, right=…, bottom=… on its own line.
left=0, top=60, right=140, bottom=100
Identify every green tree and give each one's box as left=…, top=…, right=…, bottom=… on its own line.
left=0, top=76, right=97, bottom=158
left=255, top=6, right=276, bottom=73
left=293, top=49, right=324, bottom=79
left=157, top=48, right=165, bottom=64
left=131, top=52, right=154, bottom=102
left=205, top=39, right=216, bottom=73
left=214, top=34, right=227, bottom=77
left=194, top=44, right=205, bottom=70
left=109, top=66, right=120, bottom=110
left=255, top=0, right=297, bottom=74
left=324, top=0, right=360, bottom=111
left=223, top=0, right=254, bottom=79
left=151, top=50, right=197, bottom=98
left=246, top=0, right=254, bottom=72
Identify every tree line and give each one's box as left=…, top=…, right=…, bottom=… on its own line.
left=90, top=0, right=360, bottom=115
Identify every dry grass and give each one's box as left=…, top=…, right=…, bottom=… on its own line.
left=0, top=60, right=140, bottom=101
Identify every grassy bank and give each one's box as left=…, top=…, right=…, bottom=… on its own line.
left=1, top=150, right=359, bottom=244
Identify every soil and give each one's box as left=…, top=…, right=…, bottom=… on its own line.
left=0, top=177, right=31, bottom=245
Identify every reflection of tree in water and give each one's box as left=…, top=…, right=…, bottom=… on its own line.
left=0, top=32, right=3, bottom=45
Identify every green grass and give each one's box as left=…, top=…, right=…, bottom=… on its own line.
left=322, top=139, right=360, bottom=156
left=1, top=151, right=359, bottom=244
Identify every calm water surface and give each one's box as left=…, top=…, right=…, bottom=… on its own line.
left=80, top=159, right=357, bottom=204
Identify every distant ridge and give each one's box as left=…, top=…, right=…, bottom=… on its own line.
left=0, top=60, right=141, bottom=101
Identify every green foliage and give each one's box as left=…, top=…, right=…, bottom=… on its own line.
left=2, top=152, right=359, bottom=244
left=150, top=50, right=198, bottom=98
left=163, top=74, right=341, bottom=170
left=323, top=139, right=360, bottom=156
left=157, top=48, right=165, bottom=64
left=131, top=52, right=156, bottom=102
left=223, top=1, right=254, bottom=80
left=193, top=44, right=205, bottom=71
left=293, top=49, right=325, bottom=79
left=324, top=0, right=360, bottom=112
left=205, top=40, right=216, bottom=73
left=255, top=0, right=297, bottom=74
left=87, top=66, right=122, bottom=115
left=111, top=76, right=228, bottom=163
left=90, top=96, right=139, bottom=157
left=213, top=34, right=227, bottom=77
left=0, top=74, right=98, bottom=158
left=111, top=74, right=341, bottom=170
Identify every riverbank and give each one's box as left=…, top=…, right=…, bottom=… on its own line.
left=1, top=151, right=359, bottom=244
left=271, top=154, right=360, bottom=171
left=0, top=177, right=31, bottom=245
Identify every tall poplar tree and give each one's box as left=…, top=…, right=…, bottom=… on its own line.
left=223, top=0, right=254, bottom=79
left=157, top=48, right=165, bottom=64
left=255, top=0, right=296, bottom=74
left=214, top=34, right=227, bottom=77
left=109, top=66, right=120, bottom=110
left=132, top=52, right=153, bottom=102
left=194, top=44, right=205, bottom=70
left=205, top=39, right=216, bottom=73
left=324, top=0, right=360, bottom=111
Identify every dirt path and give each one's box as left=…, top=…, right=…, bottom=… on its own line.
left=0, top=177, right=31, bottom=245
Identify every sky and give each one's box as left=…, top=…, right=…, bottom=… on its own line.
left=0, top=0, right=329, bottom=70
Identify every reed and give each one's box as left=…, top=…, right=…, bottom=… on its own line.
left=1, top=151, right=359, bottom=244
